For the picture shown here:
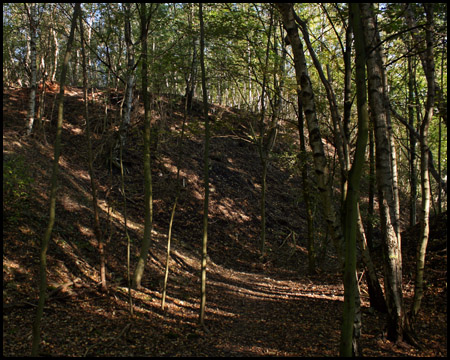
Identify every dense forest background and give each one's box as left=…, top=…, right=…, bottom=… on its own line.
left=3, top=3, right=447, bottom=356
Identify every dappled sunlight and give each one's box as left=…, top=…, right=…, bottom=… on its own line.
left=216, top=342, right=299, bottom=357
left=3, top=2, right=447, bottom=353
left=96, top=198, right=143, bottom=233
left=61, top=193, right=88, bottom=212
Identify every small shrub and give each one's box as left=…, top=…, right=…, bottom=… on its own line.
left=3, top=154, right=34, bottom=223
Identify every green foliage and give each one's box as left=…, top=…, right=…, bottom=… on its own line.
left=3, top=155, right=35, bottom=225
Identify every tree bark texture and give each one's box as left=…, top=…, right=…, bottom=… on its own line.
left=275, top=3, right=344, bottom=265
left=360, top=3, right=405, bottom=342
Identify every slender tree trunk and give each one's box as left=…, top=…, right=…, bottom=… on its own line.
left=133, top=3, right=153, bottom=289
left=367, top=123, right=375, bottom=251
left=296, top=13, right=350, bottom=189
left=340, top=5, right=369, bottom=355
left=199, top=3, right=210, bottom=328
left=412, top=3, right=435, bottom=320
left=79, top=8, right=107, bottom=292
left=51, top=25, right=58, bottom=83
left=162, top=80, right=189, bottom=311
left=258, top=7, right=273, bottom=257
left=121, top=3, right=135, bottom=149
left=357, top=204, right=387, bottom=313
left=408, top=52, right=418, bottom=227
left=26, top=3, right=37, bottom=136
left=31, top=4, right=81, bottom=356
left=296, top=97, right=315, bottom=273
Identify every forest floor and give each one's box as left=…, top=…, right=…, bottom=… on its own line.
left=3, top=84, right=447, bottom=356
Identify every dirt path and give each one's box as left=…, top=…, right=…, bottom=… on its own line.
left=3, top=86, right=446, bottom=357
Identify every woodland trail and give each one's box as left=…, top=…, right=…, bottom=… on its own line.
left=202, top=267, right=344, bottom=356
left=3, top=86, right=446, bottom=357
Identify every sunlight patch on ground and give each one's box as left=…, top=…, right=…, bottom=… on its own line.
left=61, top=193, right=86, bottom=212
left=18, top=224, right=35, bottom=235
left=217, top=343, right=297, bottom=357
left=77, top=224, right=94, bottom=238
left=97, top=199, right=143, bottom=232
left=3, top=258, right=21, bottom=271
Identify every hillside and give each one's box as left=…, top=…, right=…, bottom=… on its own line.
left=3, top=85, right=447, bottom=356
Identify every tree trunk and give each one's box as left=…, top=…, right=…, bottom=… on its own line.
left=275, top=3, right=344, bottom=266
left=296, top=13, right=350, bottom=190
left=412, top=3, right=435, bottom=320
left=296, top=97, right=315, bottom=274
left=360, top=3, right=405, bottom=342
left=31, top=4, right=81, bottom=356
left=367, top=123, right=375, bottom=251
left=162, top=76, right=189, bottom=311
left=121, top=3, right=135, bottom=149
left=133, top=3, right=153, bottom=289
left=199, top=3, right=210, bottom=328
left=357, top=204, right=387, bottom=313
left=258, top=7, right=273, bottom=258
left=26, top=3, right=37, bottom=136
left=79, top=7, right=107, bottom=292
left=408, top=51, right=418, bottom=227
left=340, top=5, right=369, bottom=354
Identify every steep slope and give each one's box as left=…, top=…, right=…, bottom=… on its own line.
left=3, top=85, right=446, bottom=356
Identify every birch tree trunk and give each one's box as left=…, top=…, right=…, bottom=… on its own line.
left=26, top=3, right=37, bottom=136
left=275, top=3, right=344, bottom=264
left=360, top=3, right=405, bottom=342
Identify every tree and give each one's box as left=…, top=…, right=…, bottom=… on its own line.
left=120, top=3, right=137, bottom=149
left=340, top=4, right=369, bottom=355
left=199, top=2, right=210, bottom=329
left=79, top=5, right=107, bottom=292
left=31, top=3, right=81, bottom=356
left=275, top=3, right=344, bottom=266
left=360, top=3, right=406, bottom=343
left=411, top=3, right=435, bottom=321
left=25, top=3, right=37, bottom=135
left=255, top=5, right=274, bottom=257
left=132, top=3, right=154, bottom=290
